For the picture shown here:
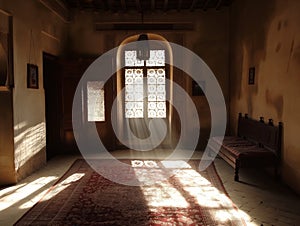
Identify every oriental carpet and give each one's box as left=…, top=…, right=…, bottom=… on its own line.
left=15, top=159, right=245, bottom=225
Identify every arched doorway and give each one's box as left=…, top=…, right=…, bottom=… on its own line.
left=116, top=33, right=174, bottom=149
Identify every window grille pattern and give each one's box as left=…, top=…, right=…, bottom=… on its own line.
left=87, top=81, right=105, bottom=121
left=125, top=50, right=144, bottom=67
left=124, top=50, right=166, bottom=119
left=146, top=50, right=165, bottom=67
left=147, top=69, right=166, bottom=118
left=125, top=69, right=144, bottom=118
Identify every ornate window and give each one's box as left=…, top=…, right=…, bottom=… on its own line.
left=87, top=81, right=105, bottom=122
left=124, top=50, right=166, bottom=119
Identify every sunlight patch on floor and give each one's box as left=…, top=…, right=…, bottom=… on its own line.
left=131, top=160, right=251, bottom=225
left=0, top=183, right=27, bottom=198
left=41, top=173, right=85, bottom=202
left=161, top=160, right=192, bottom=169
left=0, top=176, right=57, bottom=211
left=141, top=183, right=190, bottom=208
left=175, top=167, right=247, bottom=224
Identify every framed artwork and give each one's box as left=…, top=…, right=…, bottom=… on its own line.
left=248, top=67, right=255, bottom=85
left=192, top=80, right=205, bottom=96
left=27, top=64, right=39, bottom=89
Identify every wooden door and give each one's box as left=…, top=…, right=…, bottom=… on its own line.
left=43, top=53, right=61, bottom=160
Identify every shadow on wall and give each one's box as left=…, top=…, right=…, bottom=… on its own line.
left=230, top=0, right=278, bottom=116
left=265, top=89, right=284, bottom=119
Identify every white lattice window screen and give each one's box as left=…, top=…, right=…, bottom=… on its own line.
left=124, top=50, right=166, bottom=119
left=147, top=69, right=166, bottom=118
left=125, top=50, right=144, bottom=67
left=146, top=50, right=165, bottom=67
left=87, top=81, right=105, bottom=121
left=125, top=69, right=144, bottom=118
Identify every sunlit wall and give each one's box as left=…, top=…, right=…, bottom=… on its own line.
left=0, top=0, right=68, bottom=183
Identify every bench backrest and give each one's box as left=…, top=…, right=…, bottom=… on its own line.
left=237, top=113, right=283, bottom=158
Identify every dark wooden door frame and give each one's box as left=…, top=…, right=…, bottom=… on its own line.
left=43, top=52, right=61, bottom=160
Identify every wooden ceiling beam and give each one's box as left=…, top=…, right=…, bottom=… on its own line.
left=40, top=0, right=71, bottom=22
left=62, top=0, right=232, bottom=12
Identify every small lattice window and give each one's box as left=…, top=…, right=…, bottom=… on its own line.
left=87, top=81, right=105, bottom=122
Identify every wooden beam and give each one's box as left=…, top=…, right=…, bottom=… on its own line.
left=163, top=0, right=168, bottom=11
left=135, top=0, right=142, bottom=12
left=39, top=0, right=71, bottom=22
left=190, top=0, right=198, bottom=11
left=177, top=0, right=182, bottom=11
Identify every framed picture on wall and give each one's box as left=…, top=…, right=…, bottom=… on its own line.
left=248, top=67, right=255, bottom=85
left=27, top=64, right=39, bottom=89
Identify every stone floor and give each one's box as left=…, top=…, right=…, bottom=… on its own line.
left=0, top=150, right=300, bottom=226
left=214, top=156, right=300, bottom=226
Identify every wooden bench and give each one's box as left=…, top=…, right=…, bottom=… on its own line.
left=208, top=113, right=283, bottom=181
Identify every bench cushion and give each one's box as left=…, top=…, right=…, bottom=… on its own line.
left=210, top=136, right=276, bottom=159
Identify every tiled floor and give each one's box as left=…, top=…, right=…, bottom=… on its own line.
left=215, top=156, right=300, bottom=226
left=0, top=150, right=300, bottom=226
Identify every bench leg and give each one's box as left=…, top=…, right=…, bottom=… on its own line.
left=234, top=160, right=240, bottom=181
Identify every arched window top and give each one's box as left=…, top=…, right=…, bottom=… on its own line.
left=116, top=34, right=173, bottom=120
left=124, top=49, right=165, bottom=67
left=117, top=33, right=172, bottom=67
left=120, top=34, right=169, bottom=119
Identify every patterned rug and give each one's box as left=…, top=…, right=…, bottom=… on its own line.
left=15, top=159, right=246, bottom=225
